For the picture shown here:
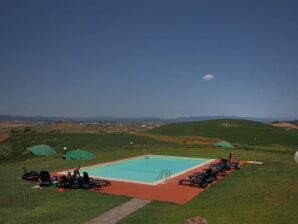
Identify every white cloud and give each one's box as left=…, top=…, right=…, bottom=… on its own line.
left=202, top=73, right=215, bottom=81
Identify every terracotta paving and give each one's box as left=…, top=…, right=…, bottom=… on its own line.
left=53, top=159, right=245, bottom=205
left=91, top=160, right=245, bottom=204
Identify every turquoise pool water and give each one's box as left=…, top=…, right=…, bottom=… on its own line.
left=79, top=155, right=211, bottom=184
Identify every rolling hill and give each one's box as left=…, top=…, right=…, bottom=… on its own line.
left=0, top=132, right=168, bottom=162
left=149, top=119, right=298, bottom=147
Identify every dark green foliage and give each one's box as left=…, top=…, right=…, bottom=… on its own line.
left=23, top=126, right=32, bottom=133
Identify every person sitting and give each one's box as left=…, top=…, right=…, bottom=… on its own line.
left=228, top=153, right=233, bottom=162
left=227, top=153, right=240, bottom=169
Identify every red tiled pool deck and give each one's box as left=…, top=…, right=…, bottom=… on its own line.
left=87, top=160, right=245, bottom=205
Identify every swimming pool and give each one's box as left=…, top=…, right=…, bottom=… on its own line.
left=65, top=155, right=213, bottom=185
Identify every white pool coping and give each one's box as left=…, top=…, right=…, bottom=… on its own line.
left=58, top=155, right=215, bottom=186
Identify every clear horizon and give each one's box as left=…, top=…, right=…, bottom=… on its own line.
left=0, top=113, right=296, bottom=121
left=1, top=1, right=298, bottom=118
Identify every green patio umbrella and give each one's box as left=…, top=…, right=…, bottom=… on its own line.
left=64, top=149, right=95, bottom=160
left=27, top=144, right=56, bottom=156
left=213, top=141, right=234, bottom=149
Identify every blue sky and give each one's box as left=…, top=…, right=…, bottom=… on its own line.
left=0, top=0, right=297, bottom=118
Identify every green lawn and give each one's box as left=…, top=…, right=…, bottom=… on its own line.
left=0, top=132, right=169, bottom=162
left=0, top=127, right=298, bottom=223
left=120, top=151, right=298, bottom=224
left=1, top=145, right=297, bottom=224
left=0, top=165, right=129, bottom=224
left=149, top=119, right=298, bottom=147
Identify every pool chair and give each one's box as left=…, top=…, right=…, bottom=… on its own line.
left=227, top=160, right=240, bottom=169
left=218, top=157, right=240, bottom=170
left=80, top=172, right=111, bottom=189
left=179, top=177, right=208, bottom=188
left=39, top=171, right=53, bottom=187
left=56, top=170, right=81, bottom=189
left=64, top=169, right=81, bottom=189
left=189, top=168, right=216, bottom=184
left=211, top=158, right=240, bottom=171
left=56, top=174, right=72, bottom=189
left=210, top=159, right=230, bottom=170
left=207, top=163, right=228, bottom=176
left=22, top=167, right=40, bottom=181
left=213, top=164, right=228, bottom=176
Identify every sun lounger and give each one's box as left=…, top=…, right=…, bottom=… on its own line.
left=178, top=177, right=208, bottom=188
left=39, top=171, right=53, bottom=186
left=56, top=169, right=111, bottom=189
left=56, top=169, right=81, bottom=189
left=22, top=167, right=40, bottom=181
left=80, top=172, right=111, bottom=189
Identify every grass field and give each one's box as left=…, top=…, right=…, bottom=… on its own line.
left=119, top=150, right=298, bottom=224
left=0, top=132, right=169, bottom=162
left=149, top=119, right=298, bottom=147
left=0, top=119, right=297, bottom=223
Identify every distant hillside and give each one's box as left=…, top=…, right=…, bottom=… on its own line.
left=0, top=132, right=168, bottom=162
left=149, top=119, right=298, bottom=147
left=0, top=114, right=281, bottom=123
left=272, top=121, right=298, bottom=129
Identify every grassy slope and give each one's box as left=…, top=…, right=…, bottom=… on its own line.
left=1, top=121, right=298, bottom=223
left=0, top=151, right=134, bottom=224
left=119, top=149, right=298, bottom=224
left=0, top=132, right=168, bottom=162
left=149, top=119, right=298, bottom=147
left=1, top=147, right=297, bottom=224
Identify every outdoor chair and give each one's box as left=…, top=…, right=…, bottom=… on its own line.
left=189, top=168, right=215, bottom=183
left=178, top=177, right=208, bottom=188
left=39, top=171, right=53, bottom=186
left=22, top=167, right=40, bottom=181
left=227, top=160, right=240, bottom=169
left=80, top=171, right=111, bottom=189
left=56, top=169, right=81, bottom=189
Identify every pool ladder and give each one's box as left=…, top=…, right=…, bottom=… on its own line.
left=157, top=169, right=171, bottom=182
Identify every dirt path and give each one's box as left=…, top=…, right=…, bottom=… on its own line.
left=272, top=122, right=298, bottom=129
